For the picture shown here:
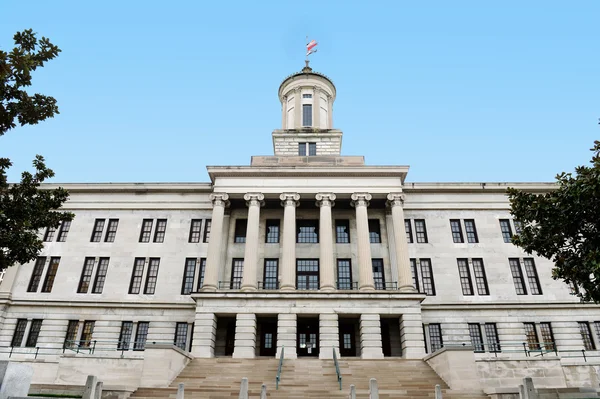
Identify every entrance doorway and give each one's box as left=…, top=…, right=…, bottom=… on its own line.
left=257, top=316, right=277, bottom=357
left=381, top=317, right=402, bottom=357
left=297, top=317, right=319, bottom=357
left=215, top=316, right=236, bottom=357
left=339, top=318, right=359, bottom=357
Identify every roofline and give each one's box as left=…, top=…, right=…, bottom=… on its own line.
left=278, top=69, right=336, bottom=98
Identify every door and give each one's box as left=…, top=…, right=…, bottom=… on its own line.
left=381, top=319, right=391, bottom=357
left=225, top=321, right=235, bottom=356
left=297, top=318, right=319, bottom=357
left=339, top=322, right=357, bottom=357
left=260, top=321, right=277, bottom=356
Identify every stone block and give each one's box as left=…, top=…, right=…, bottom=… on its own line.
left=82, top=375, right=98, bottom=399
left=0, top=362, right=34, bottom=399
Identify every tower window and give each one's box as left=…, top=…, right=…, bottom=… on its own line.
left=302, top=94, right=312, bottom=98
left=302, top=104, right=312, bottom=126
left=298, top=142, right=316, bottom=156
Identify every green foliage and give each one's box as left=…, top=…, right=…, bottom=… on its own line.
left=0, top=30, right=73, bottom=271
left=508, top=141, right=600, bottom=302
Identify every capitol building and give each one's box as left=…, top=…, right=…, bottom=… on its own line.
left=0, top=63, right=599, bottom=398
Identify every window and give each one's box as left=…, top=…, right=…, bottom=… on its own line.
left=189, top=219, right=203, bottom=243
left=514, top=220, right=523, bottom=235
left=28, top=257, right=46, bottom=292
left=302, top=93, right=312, bottom=98
left=80, top=321, right=95, bottom=348
left=464, top=219, right=478, bottom=243
left=203, top=219, right=212, bottom=243
left=457, top=259, right=474, bottom=295
left=64, top=320, right=79, bottom=349
left=118, top=321, right=133, bottom=351
left=91, top=219, right=105, bottom=242
left=174, top=323, right=188, bottom=351
left=472, top=259, right=489, bottom=295
left=524, top=323, right=540, bottom=350
left=297, top=220, right=319, bottom=243
left=104, top=219, right=119, bottom=242
left=509, top=258, right=527, bottom=295
left=129, top=258, right=146, bottom=294
left=266, top=219, right=280, bottom=243
left=234, top=219, right=247, bottom=243
left=181, top=258, right=196, bottom=295
left=308, top=142, right=316, bottom=156
left=335, top=220, right=350, bottom=243
left=337, top=259, right=353, bottom=290
left=499, top=219, right=513, bottom=243
left=468, top=324, right=484, bottom=352
left=231, top=259, right=244, bottom=289
left=197, top=258, right=206, bottom=290
left=296, top=259, right=319, bottom=290
left=134, top=322, right=149, bottom=351
left=25, top=319, right=43, bottom=347
left=540, top=322, right=555, bottom=350
left=263, top=259, right=279, bottom=289
left=57, top=221, right=71, bottom=242
left=144, top=258, right=160, bottom=294
left=420, top=259, right=436, bottom=296
left=298, top=142, right=317, bottom=156
left=485, top=323, right=500, bottom=352
left=523, top=258, right=542, bottom=295
left=302, top=104, right=312, bottom=126
left=43, top=226, right=56, bottom=242
left=139, top=219, right=153, bottom=243
left=372, top=259, right=385, bottom=290
left=428, top=324, right=443, bottom=352
left=579, top=322, right=595, bottom=350
left=410, top=259, right=419, bottom=292
left=368, top=219, right=381, bottom=243
left=41, top=257, right=60, bottom=293
left=450, top=220, right=464, bottom=243
left=405, top=219, right=413, bottom=243
left=153, top=219, right=167, bottom=243
left=415, top=219, right=428, bottom=243
left=78, top=257, right=95, bottom=293
left=11, top=319, right=27, bottom=347
left=92, top=258, right=109, bottom=294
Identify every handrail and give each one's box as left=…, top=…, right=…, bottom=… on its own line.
left=276, top=345, right=284, bottom=390
left=333, top=347, right=342, bottom=390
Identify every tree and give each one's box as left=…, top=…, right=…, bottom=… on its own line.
left=0, top=29, right=73, bottom=271
left=508, top=140, right=600, bottom=302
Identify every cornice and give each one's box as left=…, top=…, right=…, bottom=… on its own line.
left=404, top=182, right=556, bottom=194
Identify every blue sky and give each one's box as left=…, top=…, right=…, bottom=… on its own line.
left=1, top=1, right=598, bottom=183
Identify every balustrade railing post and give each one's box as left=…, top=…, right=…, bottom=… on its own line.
left=582, top=349, right=587, bottom=362
left=522, top=342, right=528, bottom=356
left=35, top=347, right=39, bottom=359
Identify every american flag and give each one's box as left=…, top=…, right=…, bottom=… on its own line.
left=306, top=39, right=318, bottom=56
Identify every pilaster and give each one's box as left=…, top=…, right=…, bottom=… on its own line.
left=192, top=313, right=217, bottom=358
left=233, top=313, right=257, bottom=358
left=360, top=314, right=383, bottom=359
left=319, top=313, right=339, bottom=359
left=400, top=312, right=426, bottom=359
left=277, top=313, right=297, bottom=359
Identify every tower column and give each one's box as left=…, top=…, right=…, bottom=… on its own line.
left=280, top=193, right=300, bottom=291
left=241, top=193, right=264, bottom=292
left=201, top=193, right=229, bottom=291
left=294, top=88, right=301, bottom=129
left=316, top=193, right=336, bottom=291
left=352, top=193, right=375, bottom=291
left=313, top=86, right=321, bottom=128
left=387, top=193, right=415, bottom=292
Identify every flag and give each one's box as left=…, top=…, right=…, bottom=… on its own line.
left=306, top=39, right=318, bottom=56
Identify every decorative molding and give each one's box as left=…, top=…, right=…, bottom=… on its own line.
left=209, top=193, right=230, bottom=208
left=280, top=193, right=300, bottom=207
left=351, top=192, right=372, bottom=208
left=244, top=192, right=265, bottom=207
left=386, top=193, right=405, bottom=208
left=315, top=192, right=336, bottom=207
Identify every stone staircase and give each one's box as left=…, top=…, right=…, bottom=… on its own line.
left=130, top=357, right=489, bottom=399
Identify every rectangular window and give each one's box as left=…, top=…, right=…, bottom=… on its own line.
left=153, top=219, right=167, bottom=243
left=91, top=219, right=105, bottom=242
left=181, top=258, right=196, bottom=295
left=129, top=258, right=145, bottom=294
left=231, top=259, right=244, bottom=289
left=302, top=104, right=312, bottom=126
left=450, top=220, right=464, bottom=243
left=298, top=142, right=306, bottom=156
left=410, top=259, right=419, bottom=292
left=464, top=219, right=478, bottom=243
left=514, top=220, right=523, bottom=235
left=405, top=219, right=413, bottom=243
left=428, top=324, right=443, bottom=352
left=415, top=219, right=428, bottom=243
left=197, top=258, right=206, bottom=290
left=203, top=219, right=211, bottom=243
left=92, top=257, right=109, bottom=294
left=372, top=259, right=386, bottom=290
left=64, top=320, right=79, bottom=349
left=144, top=258, right=160, bottom=294
left=104, top=219, right=119, bottom=242
left=579, top=322, right=595, bottom=350
left=420, top=259, right=436, bottom=296
left=43, top=226, right=56, bottom=242
left=302, top=93, right=312, bottom=98
left=266, top=219, right=280, bottom=243
left=368, top=219, right=381, bottom=243
left=11, top=319, right=27, bottom=347
left=28, top=256, right=46, bottom=292
left=41, top=257, right=60, bottom=293
left=524, top=323, right=540, bottom=350
left=485, top=324, right=501, bottom=352
left=297, top=220, right=319, bottom=243
left=188, top=219, right=202, bottom=243
left=134, top=322, right=149, bottom=351
left=296, top=259, right=319, bottom=290
left=308, top=142, right=316, bottom=156
left=337, top=259, right=353, bottom=290
left=57, top=221, right=71, bottom=242
left=234, top=219, right=247, bottom=243
left=540, top=322, right=555, bottom=351
left=472, top=258, right=489, bottom=295
left=335, top=220, right=350, bottom=244
left=174, top=322, right=188, bottom=351
left=468, top=324, right=484, bottom=352
left=78, top=257, right=95, bottom=293
left=499, top=219, right=512, bottom=243
left=509, top=258, right=527, bottom=295
left=457, top=259, right=474, bottom=295
left=25, top=319, right=43, bottom=347
left=80, top=321, right=95, bottom=348
left=139, top=219, right=153, bottom=243
left=118, top=321, right=133, bottom=351
left=263, top=259, right=279, bottom=289
left=523, top=258, right=542, bottom=295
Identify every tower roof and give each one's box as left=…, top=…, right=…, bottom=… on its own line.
left=278, top=61, right=336, bottom=99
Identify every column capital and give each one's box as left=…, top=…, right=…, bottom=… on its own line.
left=386, top=193, right=405, bottom=208
left=315, top=193, right=336, bottom=207
left=351, top=193, right=372, bottom=208
left=280, top=193, right=300, bottom=207
left=244, top=192, right=265, bottom=208
left=209, top=193, right=230, bottom=208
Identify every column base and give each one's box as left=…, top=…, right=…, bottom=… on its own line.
left=359, top=285, right=375, bottom=292
left=280, top=285, right=296, bottom=292
left=319, top=285, right=335, bottom=292
left=361, top=348, right=384, bottom=359
left=240, top=285, right=257, bottom=292
left=398, top=285, right=417, bottom=293
left=200, top=285, right=218, bottom=292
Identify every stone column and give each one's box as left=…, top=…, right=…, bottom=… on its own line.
left=241, top=193, right=264, bottom=292
left=192, top=313, right=217, bottom=357
left=360, top=314, right=384, bottom=359
left=316, top=193, right=336, bottom=291
left=327, top=94, right=333, bottom=129
left=385, top=209, right=399, bottom=286
left=233, top=313, right=257, bottom=359
left=400, top=312, right=426, bottom=359
left=387, top=193, right=415, bottom=292
left=281, top=95, right=287, bottom=128
left=280, top=193, right=300, bottom=291
left=202, top=193, right=229, bottom=291
left=277, top=313, right=297, bottom=359
left=351, top=193, right=375, bottom=291
left=294, top=88, right=302, bottom=129
left=319, top=313, right=339, bottom=359
left=313, top=87, right=321, bottom=128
